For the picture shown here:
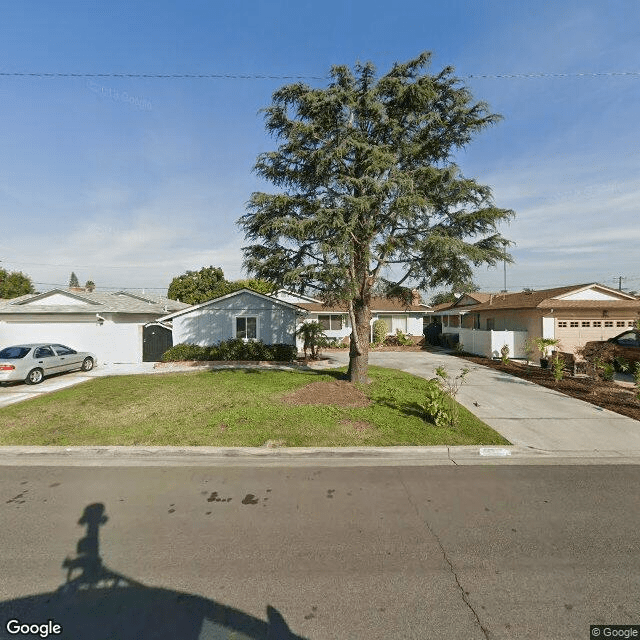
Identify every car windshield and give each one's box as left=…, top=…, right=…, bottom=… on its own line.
left=0, top=346, right=31, bottom=359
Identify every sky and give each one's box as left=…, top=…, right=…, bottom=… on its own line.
left=1, top=0, right=639, bottom=299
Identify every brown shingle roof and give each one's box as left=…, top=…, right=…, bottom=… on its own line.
left=297, top=296, right=428, bottom=313
left=469, top=284, right=639, bottom=311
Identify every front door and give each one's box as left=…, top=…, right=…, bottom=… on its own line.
left=143, top=325, right=173, bottom=362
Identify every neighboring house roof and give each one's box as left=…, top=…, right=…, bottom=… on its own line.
left=0, top=289, right=189, bottom=315
left=462, top=284, right=640, bottom=312
left=156, top=288, right=308, bottom=322
left=272, top=289, right=321, bottom=303
left=297, top=297, right=429, bottom=313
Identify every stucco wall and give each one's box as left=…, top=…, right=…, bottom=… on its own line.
left=172, top=292, right=298, bottom=346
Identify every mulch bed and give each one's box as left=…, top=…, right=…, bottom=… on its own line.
left=453, top=354, right=640, bottom=422
left=280, top=380, right=372, bottom=407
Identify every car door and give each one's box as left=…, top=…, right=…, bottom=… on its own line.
left=32, top=345, right=61, bottom=376
left=52, top=344, right=82, bottom=372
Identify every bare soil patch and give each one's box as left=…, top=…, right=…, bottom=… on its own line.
left=454, top=354, right=640, bottom=422
left=281, top=380, right=372, bottom=407
left=340, top=420, right=373, bottom=432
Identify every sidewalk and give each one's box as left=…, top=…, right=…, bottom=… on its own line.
left=325, top=350, right=640, bottom=453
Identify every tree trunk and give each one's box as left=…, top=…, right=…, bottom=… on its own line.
left=347, top=302, right=371, bottom=383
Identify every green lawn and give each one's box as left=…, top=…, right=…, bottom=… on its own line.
left=0, top=367, right=510, bottom=447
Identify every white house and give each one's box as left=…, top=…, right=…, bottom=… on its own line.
left=157, top=288, right=307, bottom=347
left=272, top=289, right=430, bottom=349
left=0, top=289, right=189, bottom=363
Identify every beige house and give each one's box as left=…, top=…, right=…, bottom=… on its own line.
left=428, top=284, right=640, bottom=358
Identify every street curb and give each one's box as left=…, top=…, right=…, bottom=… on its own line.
left=1, top=445, right=640, bottom=467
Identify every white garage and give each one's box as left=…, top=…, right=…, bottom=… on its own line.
left=0, top=289, right=189, bottom=364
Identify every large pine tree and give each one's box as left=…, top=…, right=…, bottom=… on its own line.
left=239, top=53, right=514, bottom=383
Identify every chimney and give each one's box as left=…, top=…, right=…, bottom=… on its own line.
left=489, top=294, right=493, bottom=305
left=411, top=289, right=421, bottom=306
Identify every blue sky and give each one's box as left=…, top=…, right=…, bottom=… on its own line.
left=1, top=1, right=639, bottom=298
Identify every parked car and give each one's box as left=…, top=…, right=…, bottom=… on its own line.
left=582, top=329, right=640, bottom=371
left=0, top=344, right=96, bottom=385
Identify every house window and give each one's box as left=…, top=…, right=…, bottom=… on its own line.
left=604, top=321, right=613, bottom=327
left=486, top=318, right=495, bottom=330
left=570, top=321, right=579, bottom=328
left=558, top=321, right=568, bottom=328
left=630, top=321, right=637, bottom=327
left=318, top=314, right=344, bottom=330
left=236, top=317, right=257, bottom=340
left=378, top=315, right=407, bottom=333
left=581, top=321, right=590, bottom=327
left=617, top=321, right=626, bottom=327
left=593, top=321, right=602, bottom=327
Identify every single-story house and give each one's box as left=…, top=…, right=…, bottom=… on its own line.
left=0, top=289, right=190, bottom=363
left=427, top=283, right=640, bottom=358
left=272, top=289, right=431, bottom=349
left=156, top=288, right=307, bottom=347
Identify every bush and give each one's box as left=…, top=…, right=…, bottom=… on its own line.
left=161, top=340, right=298, bottom=363
left=422, top=381, right=449, bottom=427
left=372, top=320, right=387, bottom=346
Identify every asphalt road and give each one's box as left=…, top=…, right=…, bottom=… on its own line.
left=1, top=463, right=639, bottom=639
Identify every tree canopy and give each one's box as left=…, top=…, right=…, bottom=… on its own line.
left=238, top=52, right=514, bottom=382
left=0, top=269, right=35, bottom=299
left=167, top=266, right=276, bottom=305
left=69, top=272, right=79, bottom=288
left=429, top=283, right=480, bottom=306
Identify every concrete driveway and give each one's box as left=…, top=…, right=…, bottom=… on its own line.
left=326, top=350, right=640, bottom=453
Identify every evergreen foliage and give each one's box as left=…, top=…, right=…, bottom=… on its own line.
left=69, top=272, right=80, bottom=288
left=0, top=269, right=35, bottom=299
left=239, top=52, right=514, bottom=382
left=167, top=266, right=276, bottom=305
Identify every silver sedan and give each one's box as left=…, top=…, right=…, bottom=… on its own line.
left=0, top=344, right=97, bottom=385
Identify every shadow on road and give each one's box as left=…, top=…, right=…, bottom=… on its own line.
left=0, top=503, right=306, bottom=640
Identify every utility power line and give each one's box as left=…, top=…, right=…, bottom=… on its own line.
left=1, top=70, right=639, bottom=81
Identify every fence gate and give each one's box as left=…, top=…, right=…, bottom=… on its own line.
left=143, top=325, right=173, bottom=362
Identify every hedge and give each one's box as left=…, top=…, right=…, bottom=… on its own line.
left=160, top=339, right=298, bottom=363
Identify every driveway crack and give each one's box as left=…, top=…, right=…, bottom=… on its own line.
left=397, top=469, right=489, bottom=640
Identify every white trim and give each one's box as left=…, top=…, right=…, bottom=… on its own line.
left=157, top=288, right=306, bottom=322
left=234, top=314, right=259, bottom=340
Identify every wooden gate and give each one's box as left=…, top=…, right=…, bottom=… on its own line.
left=143, top=324, right=173, bottom=362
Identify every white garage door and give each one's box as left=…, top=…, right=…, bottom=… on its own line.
left=555, top=319, right=634, bottom=353
left=0, top=322, right=142, bottom=364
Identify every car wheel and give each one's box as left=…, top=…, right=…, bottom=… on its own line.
left=25, top=368, right=44, bottom=385
left=81, top=357, right=94, bottom=372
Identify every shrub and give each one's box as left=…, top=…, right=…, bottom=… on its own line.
left=395, top=329, right=414, bottom=346
left=161, top=340, right=298, bottom=362
left=433, top=365, right=470, bottom=429
left=551, top=354, right=564, bottom=382
left=422, top=382, right=449, bottom=427
left=372, top=319, right=387, bottom=346
left=500, top=344, right=509, bottom=365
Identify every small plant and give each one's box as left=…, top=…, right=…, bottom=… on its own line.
left=534, top=337, right=560, bottom=361
left=500, top=344, right=510, bottom=365
left=296, top=321, right=327, bottom=359
left=613, top=356, right=630, bottom=373
left=633, top=362, right=640, bottom=401
left=523, top=338, right=535, bottom=368
left=433, top=365, right=470, bottom=429
left=551, top=354, right=565, bottom=382
left=594, top=359, right=615, bottom=381
left=454, top=341, right=464, bottom=353
left=395, top=329, right=413, bottom=346
left=372, top=319, right=387, bottom=346
left=422, top=382, right=449, bottom=427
